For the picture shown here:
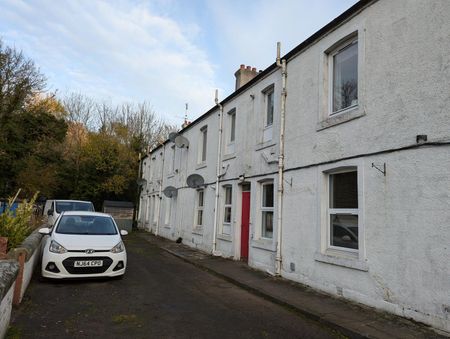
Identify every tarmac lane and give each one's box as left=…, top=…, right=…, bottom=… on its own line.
left=7, top=233, right=340, bottom=339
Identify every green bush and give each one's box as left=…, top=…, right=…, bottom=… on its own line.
left=0, top=192, right=37, bottom=251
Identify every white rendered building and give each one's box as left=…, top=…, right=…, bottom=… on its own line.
left=138, top=0, right=450, bottom=332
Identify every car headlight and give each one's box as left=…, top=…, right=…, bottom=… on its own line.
left=111, top=241, right=125, bottom=254
left=49, top=240, right=67, bottom=254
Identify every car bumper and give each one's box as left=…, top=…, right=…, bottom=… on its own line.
left=42, top=250, right=127, bottom=279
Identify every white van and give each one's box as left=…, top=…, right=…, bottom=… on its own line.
left=43, top=200, right=95, bottom=226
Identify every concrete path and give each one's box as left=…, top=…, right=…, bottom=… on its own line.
left=8, top=232, right=339, bottom=338
left=136, top=232, right=447, bottom=339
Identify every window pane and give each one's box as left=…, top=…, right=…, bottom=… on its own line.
left=230, top=113, right=236, bottom=142
left=225, top=186, right=232, bottom=204
left=198, top=190, right=204, bottom=207
left=333, top=42, right=358, bottom=112
left=330, top=214, right=358, bottom=249
left=197, top=210, right=203, bottom=226
left=224, top=207, right=231, bottom=223
left=262, top=211, right=273, bottom=238
left=330, top=171, right=357, bottom=208
left=262, top=183, right=274, bottom=208
left=266, top=91, right=274, bottom=126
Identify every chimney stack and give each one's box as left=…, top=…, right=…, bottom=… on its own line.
left=234, top=64, right=258, bottom=90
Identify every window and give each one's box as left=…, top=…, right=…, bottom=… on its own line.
left=330, top=39, right=358, bottom=114
left=229, top=110, right=236, bottom=143
left=222, top=186, right=232, bottom=235
left=262, top=86, right=274, bottom=142
left=199, top=126, right=207, bottom=163
left=152, top=195, right=158, bottom=224
left=328, top=170, right=358, bottom=250
left=195, top=189, right=204, bottom=227
left=170, top=146, right=176, bottom=174
left=261, top=182, right=274, bottom=239
left=164, top=197, right=171, bottom=225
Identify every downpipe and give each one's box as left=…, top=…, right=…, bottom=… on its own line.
left=212, top=89, right=224, bottom=256
left=275, top=42, right=287, bottom=276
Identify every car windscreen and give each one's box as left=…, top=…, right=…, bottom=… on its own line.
left=56, top=215, right=117, bottom=235
left=55, top=202, right=94, bottom=213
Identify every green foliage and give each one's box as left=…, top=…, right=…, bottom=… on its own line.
left=0, top=192, right=37, bottom=251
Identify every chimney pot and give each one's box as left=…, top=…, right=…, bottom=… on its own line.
left=240, top=64, right=245, bottom=69
left=246, top=65, right=251, bottom=70
left=252, top=67, right=256, bottom=72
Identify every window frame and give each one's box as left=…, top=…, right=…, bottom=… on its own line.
left=198, top=126, right=208, bottom=164
left=152, top=195, right=158, bottom=224
left=261, top=181, right=274, bottom=239
left=328, top=36, right=358, bottom=116
left=327, top=169, right=359, bottom=253
left=222, top=185, right=232, bottom=235
left=169, top=145, right=176, bottom=174
left=265, top=87, right=274, bottom=127
left=164, top=196, right=172, bottom=226
left=318, top=161, right=365, bottom=262
left=195, top=189, right=204, bottom=228
left=261, top=84, right=275, bottom=143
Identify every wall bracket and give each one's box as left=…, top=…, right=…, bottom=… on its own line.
left=371, top=162, right=386, bottom=176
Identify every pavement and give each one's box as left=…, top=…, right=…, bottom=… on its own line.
left=136, top=231, right=448, bottom=339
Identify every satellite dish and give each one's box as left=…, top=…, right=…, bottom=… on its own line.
left=174, top=135, right=189, bottom=148
left=186, top=174, right=205, bottom=188
left=163, top=186, right=178, bottom=198
left=169, top=132, right=179, bottom=143
left=136, top=178, right=147, bottom=186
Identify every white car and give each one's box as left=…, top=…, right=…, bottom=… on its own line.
left=39, top=211, right=127, bottom=279
left=43, top=200, right=95, bottom=226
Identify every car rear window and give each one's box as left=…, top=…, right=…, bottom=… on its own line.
left=56, top=215, right=117, bottom=235
left=55, top=202, right=94, bottom=213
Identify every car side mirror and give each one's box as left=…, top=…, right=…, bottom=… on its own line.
left=39, top=227, right=51, bottom=235
left=120, top=230, right=128, bottom=236
left=47, top=209, right=54, bottom=216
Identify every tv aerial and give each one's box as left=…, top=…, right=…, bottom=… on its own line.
left=186, top=174, right=205, bottom=188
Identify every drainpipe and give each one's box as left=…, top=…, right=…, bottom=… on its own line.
left=155, top=143, right=165, bottom=236
left=275, top=42, right=287, bottom=276
left=212, top=89, right=224, bottom=256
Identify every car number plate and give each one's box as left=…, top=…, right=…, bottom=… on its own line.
left=74, top=260, right=103, bottom=267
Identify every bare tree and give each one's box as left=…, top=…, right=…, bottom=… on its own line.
left=0, top=39, right=46, bottom=120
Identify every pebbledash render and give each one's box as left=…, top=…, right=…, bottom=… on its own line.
left=137, top=0, right=450, bottom=332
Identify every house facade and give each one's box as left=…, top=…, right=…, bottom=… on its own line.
left=138, top=0, right=450, bottom=332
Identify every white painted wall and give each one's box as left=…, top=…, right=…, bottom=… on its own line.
left=0, top=283, right=14, bottom=339
left=138, top=0, right=450, bottom=332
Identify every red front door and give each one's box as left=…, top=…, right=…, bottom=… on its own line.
left=240, top=191, right=250, bottom=261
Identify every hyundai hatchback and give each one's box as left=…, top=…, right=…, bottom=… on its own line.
left=39, top=211, right=127, bottom=279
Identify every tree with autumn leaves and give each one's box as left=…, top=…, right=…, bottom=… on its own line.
left=0, top=39, right=173, bottom=208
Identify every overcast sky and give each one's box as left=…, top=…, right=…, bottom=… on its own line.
left=0, top=0, right=358, bottom=125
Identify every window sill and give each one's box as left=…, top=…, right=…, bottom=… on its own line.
left=222, top=153, right=236, bottom=161
left=167, top=174, right=174, bottom=179
left=255, top=141, right=276, bottom=152
left=164, top=225, right=171, bottom=229
left=316, top=106, right=365, bottom=131
left=196, top=163, right=207, bottom=170
left=217, top=234, right=232, bottom=242
left=192, top=227, right=203, bottom=236
left=251, top=238, right=275, bottom=252
left=314, top=252, right=368, bottom=271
